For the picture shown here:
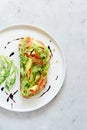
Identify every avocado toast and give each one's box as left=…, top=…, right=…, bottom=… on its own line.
left=19, top=37, right=51, bottom=98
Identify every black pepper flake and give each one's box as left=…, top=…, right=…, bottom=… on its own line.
left=56, top=75, right=58, bottom=80
left=43, top=56, right=45, bottom=59
left=50, top=40, right=52, bottom=43
left=1, top=87, right=4, bottom=91
left=7, top=41, right=11, bottom=44
left=4, top=46, right=6, bottom=49
left=9, top=52, right=14, bottom=57
left=7, top=97, right=9, bottom=102
left=30, top=49, right=34, bottom=55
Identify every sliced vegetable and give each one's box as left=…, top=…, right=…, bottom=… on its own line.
left=0, top=55, right=18, bottom=91
left=5, top=61, right=17, bottom=91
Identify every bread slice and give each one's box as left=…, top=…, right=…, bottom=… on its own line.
left=19, top=36, right=51, bottom=98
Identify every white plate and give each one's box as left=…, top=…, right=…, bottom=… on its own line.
left=0, top=25, right=66, bottom=112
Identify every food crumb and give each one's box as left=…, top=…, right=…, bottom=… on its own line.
left=11, top=103, right=13, bottom=109
left=81, top=18, right=86, bottom=24
left=72, top=119, right=76, bottom=123
left=56, top=60, right=59, bottom=63
left=50, top=40, right=52, bottom=43
left=53, top=48, right=55, bottom=52
left=4, top=46, right=6, bottom=49
left=56, top=75, right=58, bottom=80
left=5, top=91, right=8, bottom=95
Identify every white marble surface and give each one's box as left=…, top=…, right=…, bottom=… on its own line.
left=0, top=0, right=87, bottom=130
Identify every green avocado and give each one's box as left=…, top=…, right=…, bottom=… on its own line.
left=25, top=58, right=32, bottom=73
left=30, top=85, right=39, bottom=91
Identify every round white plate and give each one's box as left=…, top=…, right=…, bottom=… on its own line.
left=0, top=25, right=65, bottom=112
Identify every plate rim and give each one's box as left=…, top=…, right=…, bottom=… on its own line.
left=0, top=24, right=66, bottom=112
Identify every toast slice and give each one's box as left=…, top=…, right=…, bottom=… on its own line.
left=19, top=36, right=51, bottom=98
